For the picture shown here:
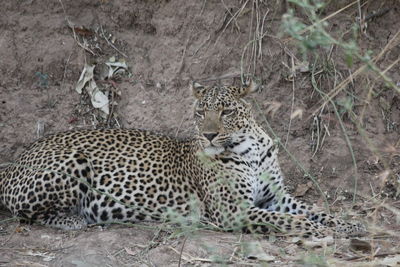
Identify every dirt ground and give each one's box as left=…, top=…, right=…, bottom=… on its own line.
left=1, top=0, right=399, bottom=266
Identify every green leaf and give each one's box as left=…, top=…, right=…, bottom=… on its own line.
left=345, top=53, right=353, bottom=68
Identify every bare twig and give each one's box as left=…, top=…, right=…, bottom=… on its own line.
left=178, top=30, right=193, bottom=75
left=1, top=221, right=20, bottom=246
left=205, top=0, right=249, bottom=69
left=99, top=24, right=128, bottom=58
left=177, top=236, right=188, bottom=267
left=229, top=233, right=243, bottom=261
left=284, top=55, right=296, bottom=147
left=106, top=85, right=115, bottom=127
left=61, top=50, right=73, bottom=91
left=365, top=7, right=390, bottom=21
left=175, top=113, right=187, bottom=138
left=357, top=0, right=363, bottom=32
left=0, top=163, right=11, bottom=168
left=169, top=245, right=254, bottom=265
left=192, top=33, right=211, bottom=56
left=57, top=0, right=95, bottom=55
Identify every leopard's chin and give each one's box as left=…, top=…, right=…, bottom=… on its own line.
left=203, top=146, right=225, bottom=156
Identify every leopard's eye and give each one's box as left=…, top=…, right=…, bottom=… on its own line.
left=195, top=110, right=205, bottom=117
left=221, top=109, right=235, bottom=116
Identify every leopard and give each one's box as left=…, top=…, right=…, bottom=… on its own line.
left=0, top=80, right=364, bottom=238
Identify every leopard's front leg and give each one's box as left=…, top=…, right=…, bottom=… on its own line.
left=201, top=173, right=331, bottom=238
left=256, top=187, right=365, bottom=236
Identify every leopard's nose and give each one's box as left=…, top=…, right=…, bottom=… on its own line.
left=203, top=133, right=218, bottom=142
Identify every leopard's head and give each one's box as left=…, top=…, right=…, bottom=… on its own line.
left=191, top=80, right=259, bottom=156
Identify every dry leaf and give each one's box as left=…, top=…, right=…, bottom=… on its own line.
left=381, top=143, right=398, bottom=154
left=303, top=236, right=334, bottom=248
left=297, top=61, right=309, bottom=73
left=241, top=242, right=275, bottom=262
left=290, top=108, right=304, bottom=120
left=105, top=57, right=128, bottom=79
left=263, top=101, right=282, bottom=118
left=15, top=226, right=29, bottom=233
left=76, top=64, right=95, bottom=94
left=76, top=64, right=110, bottom=117
left=379, top=96, right=391, bottom=111
left=20, top=249, right=55, bottom=262
left=374, top=255, right=400, bottom=266
left=377, top=170, right=391, bottom=184
left=349, top=239, right=372, bottom=253
left=13, top=261, right=48, bottom=267
left=73, top=26, right=94, bottom=37
left=294, top=181, right=313, bottom=197
left=124, top=247, right=137, bottom=256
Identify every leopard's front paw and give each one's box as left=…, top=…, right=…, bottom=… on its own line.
left=335, top=221, right=367, bottom=237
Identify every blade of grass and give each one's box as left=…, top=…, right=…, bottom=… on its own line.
left=252, top=100, right=330, bottom=212
left=310, top=57, right=359, bottom=203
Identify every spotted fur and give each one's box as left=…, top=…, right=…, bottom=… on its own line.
left=0, top=81, right=364, bottom=237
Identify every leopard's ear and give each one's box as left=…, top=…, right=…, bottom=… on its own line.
left=236, top=79, right=260, bottom=97
left=190, top=81, right=206, bottom=99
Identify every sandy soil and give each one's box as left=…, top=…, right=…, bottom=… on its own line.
left=1, top=0, right=399, bottom=266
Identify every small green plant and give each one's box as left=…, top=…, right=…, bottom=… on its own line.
left=282, top=0, right=399, bottom=93
left=300, top=252, right=328, bottom=267
left=35, top=71, right=49, bottom=89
